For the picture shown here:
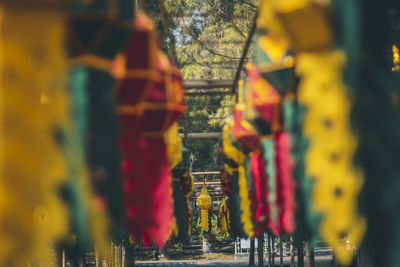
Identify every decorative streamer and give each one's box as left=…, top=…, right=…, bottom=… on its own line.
left=222, top=119, right=247, bottom=238
left=296, top=51, right=366, bottom=265
left=166, top=122, right=190, bottom=242
left=217, top=199, right=229, bottom=234
left=243, top=64, right=296, bottom=235
left=260, top=138, right=280, bottom=235
left=181, top=171, right=193, bottom=237
left=225, top=164, right=246, bottom=238
left=238, top=160, right=255, bottom=238
left=233, top=81, right=258, bottom=237
left=0, top=4, right=69, bottom=265
left=244, top=64, right=286, bottom=236
left=283, top=96, right=318, bottom=245
left=223, top=117, right=255, bottom=238
left=68, top=0, right=134, bottom=242
left=275, top=131, right=295, bottom=233
left=219, top=164, right=232, bottom=197
left=249, top=154, right=269, bottom=236
left=335, top=0, right=400, bottom=265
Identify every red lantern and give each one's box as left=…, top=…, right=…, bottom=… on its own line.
left=134, top=51, right=185, bottom=247
left=275, top=131, right=295, bottom=234
left=140, top=51, right=185, bottom=134
left=115, top=12, right=185, bottom=247
left=245, top=63, right=281, bottom=135
left=249, top=154, right=269, bottom=236
left=232, top=95, right=260, bottom=154
left=219, top=164, right=232, bottom=197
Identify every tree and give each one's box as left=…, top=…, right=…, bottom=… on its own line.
left=149, top=0, right=258, bottom=173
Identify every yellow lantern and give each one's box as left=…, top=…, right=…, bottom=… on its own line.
left=197, top=187, right=212, bottom=233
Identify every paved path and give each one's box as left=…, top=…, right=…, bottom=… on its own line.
left=136, top=247, right=333, bottom=266
left=136, top=258, right=253, bottom=266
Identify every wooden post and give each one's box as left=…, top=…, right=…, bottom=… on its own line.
left=271, top=236, right=275, bottom=266
left=297, top=242, right=304, bottom=267
left=257, top=234, right=264, bottom=267
left=62, top=248, right=66, bottom=267
left=121, top=245, right=126, bottom=267
left=267, top=233, right=272, bottom=267
left=109, top=242, right=113, bottom=267
left=95, top=247, right=99, bottom=267
left=305, top=241, right=315, bottom=267
left=249, top=237, right=255, bottom=266
left=290, top=236, right=295, bottom=267
left=280, top=237, right=283, bottom=267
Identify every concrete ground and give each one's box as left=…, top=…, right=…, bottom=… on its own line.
left=136, top=247, right=333, bottom=266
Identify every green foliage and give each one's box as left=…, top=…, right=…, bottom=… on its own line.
left=189, top=210, right=202, bottom=241
left=152, top=0, right=258, bottom=172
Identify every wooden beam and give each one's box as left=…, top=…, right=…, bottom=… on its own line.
left=183, top=80, right=233, bottom=89
left=191, top=171, right=220, bottom=176
left=193, top=181, right=221, bottom=186
left=178, top=132, right=222, bottom=139
left=185, top=91, right=234, bottom=96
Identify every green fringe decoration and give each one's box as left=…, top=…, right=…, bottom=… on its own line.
left=64, top=67, right=91, bottom=249
left=244, top=156, right=257, bottom=229
left=171, top=177, right=189, bottom=242
left=283, top=97, right=320, bottom=245
left=261, top=138, right=279, bottom=228
left=87, top=69, right=126, bottom=240
left=230, top=168, right=247, bottom=238
left=253, top=31, right=295, bottom=96
left=67, top=0, right=133, bottom=242
left=335, top=0, right=400, bottom=265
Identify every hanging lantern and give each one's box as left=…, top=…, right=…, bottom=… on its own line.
left=253, top=31, right=295, bottom=97
left=139, top=51, right=185, bottom=134
left=245, top=63, right=281, bottom=135
left=218, top=199, right=229, bottom=234
left=67, top=0, right=136, bottom=242
left=115, top=12, right=184, bottom=248
left=244, top=63, right=296, bottom=236
left=274, top=0, right=333, bottom=52
left=68, top=0, right=134, bottom=62
left=129, top=50, right=184, bottom=247
left=197, top=188, right=212, bottom=234
left=219, top=164, right=232, bottom=197
left=232, top=81, right=260, bottom=154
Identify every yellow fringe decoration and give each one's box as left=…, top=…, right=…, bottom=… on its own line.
left=218, top=200, right=228, bottom=233
left=0, top=6, right=70, bottom=266
left=296, top=50, right=366, bottom=265
left=238, top=165, right=254, bottom=238
left=187, top=200, right=192, bottom=236
left=200, top=209, right=209, bottom=233
left=165, top=122, right=183, bottom=169
left=222, top=117, right=254, bottom=238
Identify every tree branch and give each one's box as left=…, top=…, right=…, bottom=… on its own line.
left=157, top=0, right=180, bottom=66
